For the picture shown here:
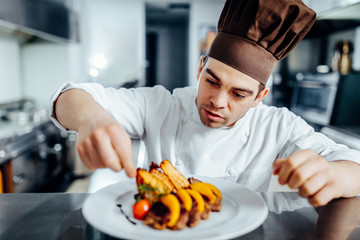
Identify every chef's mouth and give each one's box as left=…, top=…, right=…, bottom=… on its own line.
left=204, top=108, right=224, bottom=120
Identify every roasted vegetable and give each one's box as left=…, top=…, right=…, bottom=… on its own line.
left=186, top=189, right=204, bottom=214
left=133, top=199, right=151, bottom=220
left=176, top=189, right=192, bottom=212
left=150, top=168, right=175, bottom=192
left=190, top=182, right=217, bottom=204
left=204, top=182, right=222, bottom=200
left=160, top=160, right=190, bottom=190
left=136, top=168, right=170, bottom=203
left=134, top=160, right=222, bottom=230
left=160, top=194, right=181, bottom=227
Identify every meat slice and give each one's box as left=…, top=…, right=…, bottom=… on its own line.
left=188, top=177, right=222, bottom=212
left=187, top=200, right=201, bottom=228
left=212, top=197, right=222, bottom=212
left=144, top=202, right=170, bottom=230
left=170, top=203, right=189, bottom=230
left=200, top=197, right=211, bottom=220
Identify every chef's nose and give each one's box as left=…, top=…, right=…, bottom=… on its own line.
left=210, top=90, right=227, bottom=108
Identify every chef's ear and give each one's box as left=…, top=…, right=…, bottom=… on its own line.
left=197, top=55, right=206, bottom=80
left=252, top=87, right=270, bottom=107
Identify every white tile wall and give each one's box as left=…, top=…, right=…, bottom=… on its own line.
left=87, top=0, right=145, bottom=87
left=354, top=27, right=360, bottom=71
left=0, top=35, right=22, bottom=103
left=188, top=0, right=225, bottom=87
left=21, top=42, right=71, bottom=106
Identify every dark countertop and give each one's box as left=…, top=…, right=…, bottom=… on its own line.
left=0, top=193, right=359, bottom=240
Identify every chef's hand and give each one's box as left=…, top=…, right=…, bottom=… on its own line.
left=272, top=150, right=345, bottom=207
left=55, top=88, right=136, bottom=178
left=76, top=117, right=136, bottom=178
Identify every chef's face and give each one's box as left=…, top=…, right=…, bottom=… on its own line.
left=196, top=56, right=269, bottom=128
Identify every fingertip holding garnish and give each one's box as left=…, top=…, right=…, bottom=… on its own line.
left=272, top=160, right=280, bottom=175
left=273, top=167, right=280, bottom=175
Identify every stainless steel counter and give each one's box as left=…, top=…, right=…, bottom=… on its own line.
left=0, top=193, right=359, bottom=240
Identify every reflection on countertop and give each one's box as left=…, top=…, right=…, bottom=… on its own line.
left=0, top=193, right=359, bottom=240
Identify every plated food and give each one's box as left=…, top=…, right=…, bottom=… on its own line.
left=133, top=160, right=222, bottom=230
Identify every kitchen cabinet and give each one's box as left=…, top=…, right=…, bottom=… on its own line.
left=0, top=0, right=79, bottom=43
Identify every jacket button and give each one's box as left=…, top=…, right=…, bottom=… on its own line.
left=227, top=169, right=235, bottom=175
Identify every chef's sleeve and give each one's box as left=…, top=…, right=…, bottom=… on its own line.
left=277, top=113, right=360, bottom=165
left=49, top=82, right=146, bottom=139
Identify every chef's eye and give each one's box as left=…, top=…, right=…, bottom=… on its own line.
left=206, top=78, right=217, bottom=86
left=234, top=92, right=245, bottom=99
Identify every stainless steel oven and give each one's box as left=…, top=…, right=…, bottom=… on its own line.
left=290, top=72, right=339, bottom=126
left=0, top=120, right=72, bottom=193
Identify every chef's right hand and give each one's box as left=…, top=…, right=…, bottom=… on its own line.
left=76, top=117, right=136, bottom=178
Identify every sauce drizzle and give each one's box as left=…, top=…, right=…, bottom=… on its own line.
left=117, top=204, right=137, bottom=225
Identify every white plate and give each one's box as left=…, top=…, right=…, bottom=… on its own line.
left=82, top=176, right=268, bottom=240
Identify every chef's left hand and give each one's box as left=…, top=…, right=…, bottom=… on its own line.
left=273, top=149, right=344, bottom=207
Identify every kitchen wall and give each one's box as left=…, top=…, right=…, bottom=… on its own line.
left=86, top=0, right=224, bottom=88
left=20, top=0, right=87, bottom=106
left=87, top=0, right=145, bottom=87
left=188, top=0, right=224, bottom=87
left=287, top=39, right=322, bottom=73
left=1, top=0, right=359, bottom=106
left=1, top=0, right=223, bottom=105
left=0, top=34, right=22, bottom=103
left=0, top=0, right=86, bottom=106
left=21, top=42, right=73, bottom=106
left=354, top=27, right=360, bottom=70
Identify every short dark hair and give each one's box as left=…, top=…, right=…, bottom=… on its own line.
left=256, top=83, right=265, bottom=98
left=202, top=55, right=265, bottom=97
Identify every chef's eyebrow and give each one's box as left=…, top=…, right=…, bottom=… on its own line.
left=205, top=68, right=254, bottom=95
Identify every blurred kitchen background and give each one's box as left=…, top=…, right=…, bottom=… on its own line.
left=0, top=0, right=360, bottom=194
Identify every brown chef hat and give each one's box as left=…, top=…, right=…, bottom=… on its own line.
left=207, top=0, right=316, bottom=85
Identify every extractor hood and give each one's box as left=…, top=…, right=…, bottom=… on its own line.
left=0, top=0, right=78, bottom=44
left=317, top=2, right=360, bottom=20
left=306, top=2, right=360, bottom=38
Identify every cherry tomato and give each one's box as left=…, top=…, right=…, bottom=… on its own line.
left=133, top=199, right=151, bottom=220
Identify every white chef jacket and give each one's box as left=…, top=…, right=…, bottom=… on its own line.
left=50, top=82, right=360, bottom=212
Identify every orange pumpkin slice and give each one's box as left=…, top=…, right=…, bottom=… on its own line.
left=204, top=182, right=222, bottom=200
left=160, top=194, right=181, bottom=227
left=177, top=189, right=192, bottom=212
left=186, top=189, right=204, bottom=214
left=190, top=182, right=217, bottom=204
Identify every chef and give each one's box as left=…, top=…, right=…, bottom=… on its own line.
left=50, top=0, right=360, bottom=210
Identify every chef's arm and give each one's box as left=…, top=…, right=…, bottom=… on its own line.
left=329, top=160, right=360, bottom=197
left=273, top=150, right=360, bottom=207
left=55, top=88, right=136, bottom=177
